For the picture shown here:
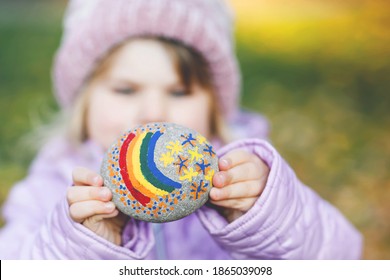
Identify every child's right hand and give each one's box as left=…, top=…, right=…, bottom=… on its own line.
left=67, top=167, right=128, bottom=245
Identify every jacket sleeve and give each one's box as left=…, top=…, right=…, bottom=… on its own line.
left=0, top=148, right=154, bottom=259
left=197, top=138, right=363, bottom=259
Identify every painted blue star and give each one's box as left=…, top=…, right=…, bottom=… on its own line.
left=203, top=144, right=216, bottom=157
left=181, top=133, right=196, bottom=147
left=174, top=155, right=188, bottom=174
left=191, top=180, right=208, bottom=199
left=195, top=159, right=211, bottom=175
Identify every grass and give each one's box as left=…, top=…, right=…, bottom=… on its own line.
left=0, top=0, right=389, bottom=259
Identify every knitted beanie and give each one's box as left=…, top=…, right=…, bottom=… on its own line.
left=53, top=0, right=241, bottom=120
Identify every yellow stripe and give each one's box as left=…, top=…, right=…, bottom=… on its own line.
left=131, top=132, right=168, bottom=196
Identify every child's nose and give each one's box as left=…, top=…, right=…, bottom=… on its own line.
left=139, top=91, right=167, bottom=124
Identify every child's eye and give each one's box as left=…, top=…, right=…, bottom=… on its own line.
left=170, top=89, right=190, bottom=97
left=113, top=87, right=136, bottom=95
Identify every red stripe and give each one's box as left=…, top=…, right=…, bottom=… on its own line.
left=119, top=133, right=150, bottom=206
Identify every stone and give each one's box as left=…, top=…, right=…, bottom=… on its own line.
left=100, top=122, right=218, bottom=223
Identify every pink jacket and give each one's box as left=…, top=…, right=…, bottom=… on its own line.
left=0, top=112, right=362, bottom=259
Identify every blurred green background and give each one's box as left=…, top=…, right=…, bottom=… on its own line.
left=0, top=0, right=389, bottom=259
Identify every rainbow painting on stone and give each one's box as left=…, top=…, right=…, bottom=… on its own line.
left=100, top=122, right=218, bottom=223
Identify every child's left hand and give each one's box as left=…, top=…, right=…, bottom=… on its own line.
left=209, top=149, right=270, bottom=223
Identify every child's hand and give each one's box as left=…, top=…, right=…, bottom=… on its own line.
left=209, top=150, right=270, bottom=223
left=67, top=167, right=128, bottom=245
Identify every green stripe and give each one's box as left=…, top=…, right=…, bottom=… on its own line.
left=140, top=132, right=175, bottom=193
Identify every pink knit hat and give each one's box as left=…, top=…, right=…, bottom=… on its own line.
left=53, top=0, right=240, bottom=120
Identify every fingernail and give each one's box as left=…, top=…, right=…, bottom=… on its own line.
left=220, top=158, right=230, bottom=169
left=216, top=172, right=225, bottom=185
left=100, top=188, right=110, bottom=199
left=92, top=176, right=100, bottom=185
left=105, top=202, right=115, bottom=211
left=211, top=188, right=220, bottom=200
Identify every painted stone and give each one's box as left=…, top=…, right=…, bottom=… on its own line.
left=100, top=122, right=218, bottom=223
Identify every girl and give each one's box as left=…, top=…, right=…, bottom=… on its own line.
left=0, top=0, right=362, bottom=259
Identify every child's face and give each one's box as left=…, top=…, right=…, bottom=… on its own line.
left=86, top=39, right=212, bottom=150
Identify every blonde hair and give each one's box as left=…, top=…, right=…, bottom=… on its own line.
left=66, top=36, right=232, bottom=146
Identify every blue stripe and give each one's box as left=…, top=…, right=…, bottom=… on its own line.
left=147, top=131, right=182, bottom=189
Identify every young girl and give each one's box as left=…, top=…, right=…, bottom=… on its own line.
left=0, top=0, right=362, bottom=259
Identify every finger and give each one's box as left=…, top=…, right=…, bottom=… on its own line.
left=209, top=197, right=258, bottom=212
left=210, top=180, right=263, bottom=201
left=219, top=149, right=255, bottom=171
left=83, top=210, right=129, bottom=231
left=84, top=209, right=120, bottom=224
left=72, top=167, right=103, bottom=186
left=67, top=186, right=112, bottom=205
left=69, top=200, right=116, bottom=223
left=213, top=161, right=267, bottom=187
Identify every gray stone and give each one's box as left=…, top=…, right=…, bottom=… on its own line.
left=100, top=122, right=219, bottom=223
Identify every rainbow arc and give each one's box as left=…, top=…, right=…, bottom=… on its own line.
left=119, top=130, right=182, bottom=206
